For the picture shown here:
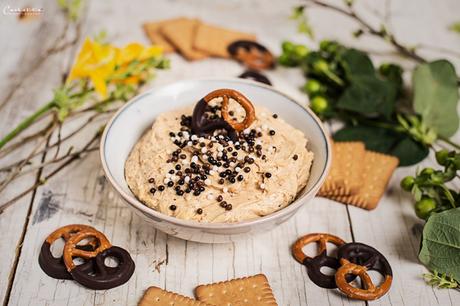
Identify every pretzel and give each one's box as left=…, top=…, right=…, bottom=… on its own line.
left=292, top=233, right=345, bottom=264
left=202, top=89, right=256, bottom=132
left=335, top=258, right=392, bottom=300
left=45, top=224, right=97, bottom=245
left=63, top=229, right=112, bottom=271
left=227, top=40, right=275, bottom=70
left=335, top=242, right=393, bottom=300
left=291, top=233, right=351, bottom=289
left=39, top=224, right=98, bottom=279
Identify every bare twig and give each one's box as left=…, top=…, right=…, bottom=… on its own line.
left=0, top=131, right=101, bottom=214
left=0, top=119, right=54, bottom=159
left=308, top=0, right=426, bottom=62
left=0, top=111, right=110, bottom=172
left=0, top=121, right=56, bottom=192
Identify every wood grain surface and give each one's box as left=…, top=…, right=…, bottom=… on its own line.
left=1, top=0, right=459, bottom=305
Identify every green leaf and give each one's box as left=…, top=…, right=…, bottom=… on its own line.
left=340, top=49, right=375, bottom=79
left=413, top=60, right=459, bottom=138
left=419, top=208, right=460, bottom=283
left=290, top=6, right=314, bottom=39
left=333, top=125, right=429, bottom=166
left=390, top=137, right=429, bottom=167
left=336, top=76, right=397, bottom=118
left=448, top=22, right=460, bottom=34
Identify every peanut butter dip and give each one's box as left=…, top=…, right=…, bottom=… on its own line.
left=125, top=100, right=313, bottom=223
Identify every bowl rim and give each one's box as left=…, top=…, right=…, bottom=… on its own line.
left=100, top=77, right=332, bottom=230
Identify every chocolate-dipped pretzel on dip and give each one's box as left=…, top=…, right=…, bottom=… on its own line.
left=125, top=88, right=314, bottom=223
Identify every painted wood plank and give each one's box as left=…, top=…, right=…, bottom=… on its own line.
left=0, top=0, right=85, bottom=302
left=3, top=0, right=460, bottom=305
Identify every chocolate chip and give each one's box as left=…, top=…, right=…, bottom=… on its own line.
left=244, top=167, right=251, bottom=173
left=175, top=164, right=181, bottom=170
left=273, top=114, right=278, bottom=118
left=167, top=181, right=174, bottom=187
left=293, top=154, right=298, bottom=161
left=269, top=130, right=275, bottom=136
left=196, top=208, right=203, bottom=215
left=193, top=190, right=201, bottom=196
left=218, top=178, right=225, bottom=184
left=265, top=172, right=272, bottom=178
left=149, top=188, right=156, bottom=194
left=176, top=190, right=184, bottom=196
left=169, top=205, right=177, bottom=211
left=180, top=154, right=187, bottom=159
left=225, top=204, right=233, bottom=211
left=169, top=132, right=175, bottom=137
left=220, top=201, right=227, bottom=208
left=237, top=175, right=244, bottom=181
left=148, top=178, right=155, bottom=184
left=217, top=195, right=223, bottom=202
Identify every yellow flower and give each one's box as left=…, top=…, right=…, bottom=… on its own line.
left=68, top=38, right=163, bottom=97
left=67, top=38, right=117, bottom=98
left=116, top=43, right=163, bottom=66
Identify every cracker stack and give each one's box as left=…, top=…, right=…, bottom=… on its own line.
left=318, top=141, right=399, bottom=210
left=138, top=274, right=278, bottom=306
left=143, top=18, right=256, bottom=61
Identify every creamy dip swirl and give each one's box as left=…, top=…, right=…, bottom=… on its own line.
left=125, top=103, right=313, bottom=223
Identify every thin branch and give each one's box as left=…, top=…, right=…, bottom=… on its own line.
left=308, top=0, right=426, bottom=63
left=14, top=146, right=98, bottom=178
left=0, top=111, right=109, bottom=172
left=0, top=121, right=56, bottom=192
left=0, top=119, right=54, bottom=159
left=0, top=131, right=101, bottom=214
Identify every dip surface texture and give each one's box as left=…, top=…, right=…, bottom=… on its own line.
left=125, top=104, right=313, bottom=223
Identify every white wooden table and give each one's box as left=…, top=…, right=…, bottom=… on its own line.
left=1, top=0, right=460, bottom=305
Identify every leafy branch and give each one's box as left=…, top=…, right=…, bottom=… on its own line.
left=0, top=38, right=169, bottom=213
left=424, top=271, right=459, bottom=290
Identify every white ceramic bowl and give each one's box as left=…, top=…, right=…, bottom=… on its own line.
left=100, top=78, right=331, bottom=243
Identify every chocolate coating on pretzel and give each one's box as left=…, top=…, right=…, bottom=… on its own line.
left=191, top=98, right=238, bottom=141
left=292, top=233, right=354, bottom=288
left=228, top=40, right=275, bottom=70
left=335, top=243, right=393, bottom=300
left=70, top=246, right=135, bottom=290
left=63, top=229, right=112, bottom=271
left=192, top=89, right=256, bottom=139
left=38, top=224, right=97, bottom=279
left=238, top=70, right=272, bottom=85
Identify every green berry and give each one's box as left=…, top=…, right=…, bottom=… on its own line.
left=304, top=79, right=322, bottom=96
left=310, top=96, right=328, bottom=114
left=281, top=41, right=295, bottom=53
left=400, top=176, right=415, bottom=192
left=435, top=150, right=449, bottom=166
left=313, top=59, right=329, bottom=73
left=278, top=54, right=295, bottom=67
left=414, top=197, right=437, bottom=220
left=294, top=45, right=309, bottom=58
left=421, top=167, right=434, bottom=176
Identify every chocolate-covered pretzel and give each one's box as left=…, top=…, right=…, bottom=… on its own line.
left=71, top=246, right=135, bottom=290
left=227, top=40, right=275, bottom=70
left=292, top=233, right=354, bottom=288
left=63, top=229, right=112, bottom=271
left=335, top=243, right=392, bottom=300
left=238, top=70, right=272, bottom=85
left=192, top=89, right=256, bottom=139
left=38, top=224, right=97, bottom=279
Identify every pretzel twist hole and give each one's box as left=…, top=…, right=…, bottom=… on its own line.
left=63, top=229, right=112, bottom=272
left=335, top=259, right=392, bottom=301
left=203, top=89, right=256, bottom=132
left=291, top=233, right=346, bottom=264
